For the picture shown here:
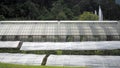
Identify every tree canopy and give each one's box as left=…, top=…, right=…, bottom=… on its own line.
left=79, top=12, right=98, bottom=20
left=0, top=0, right=120, bottom=20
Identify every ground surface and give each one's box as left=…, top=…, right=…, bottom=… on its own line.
left=0, top=62, right=86, bottom=68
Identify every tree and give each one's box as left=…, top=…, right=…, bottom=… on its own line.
left=0, top=15, right=5, bottom=20
left=51, top=0, right=73, bottom=20
left=99, top=0, right=120, bottom=20
left=0, top=4, right=10, bottom=18
left=50, top=0, right=66, bottom=20
left=0, top=0, right=120, bottom=20
left=57, top=11, right=67, bottom=20
left=21, top=0, right=40, bottom=19
left=38, top=7, right=53, bottom=20
left=79, top=12, right=98, bottom=20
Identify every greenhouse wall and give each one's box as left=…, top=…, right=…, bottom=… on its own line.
left=0, top=35, right=120, bottom=42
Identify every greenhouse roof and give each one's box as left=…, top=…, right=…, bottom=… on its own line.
left=0, top=41, right=20, bottom=48
left=47, top=55, right=120, bottom=67
left=0, top=21, right=119, bottom=35
left=20, top=41, right=120, bottom=50
left=0, top=53, right=45, bottom=65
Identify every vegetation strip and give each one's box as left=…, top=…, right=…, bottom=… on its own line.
left=1, top=49, right=120, bottom=55
left=0, top=62, right=86, bottom=68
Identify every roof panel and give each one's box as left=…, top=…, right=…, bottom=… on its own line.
left=0, top=21, right=119, bottom=35
left=33, top=24, right=43, bottom=35
left=71, top=24, right=80, bottom=35
left=0, top=41, right=20, bottom=48
left=46, top=24, right=55, bottom=35
left=101, top=25, right=119, bottom=35
left=90, top=25, right=106, bottom=35
left=20, top=41, right=120, bottom=50
left=0, top=53, right=45, bottom=65
left=46, top=55, right=120, bottom=67
left=59, top=24, right=67, bottom=35
left=77, top=24, right=93, bottom=35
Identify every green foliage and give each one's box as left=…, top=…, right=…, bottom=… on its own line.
left=79, top=12, right=98, bottom=20
left=95, top=50, right=103, bottom=55
left=1, top=49, right=120, bottom=55
left=54, top=36, right=60, bottom=42
left=0, top=0, right=120, bottom=20
left=51, top=0, right=73, bottom=20
left=0, top=62, right=85, bottom=68
left=38, top=7, right=53, bottom=20
left=66, top=35, right=74, bottom=42
left=0, top=15, right=5, bottom=20
left=56, top=50, right=63, bottom=55
left=28, top=36, right=33, bottom=42
left=21, top=0, right=40, bottom=19
left=57, top=11, right=67, bottom=20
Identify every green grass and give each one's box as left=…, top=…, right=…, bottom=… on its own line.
left=1, top=49, right=120, bottom=55
left=0, top=62, right=86, bottom=68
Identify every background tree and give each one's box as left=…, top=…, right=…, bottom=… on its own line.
left=0, top=0, right=120, bottom=20
left=50, top=0, right=73, bottom=20
left=21, top=0, right=40, bottom=20
left=98, top=0, right=120, bottom=20
left=79, top=12, right=98, bottom=20
left=0, top=15, right=5, bottom=20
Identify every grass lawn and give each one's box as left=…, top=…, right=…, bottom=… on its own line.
left=0, top=62, right=86, bottom=68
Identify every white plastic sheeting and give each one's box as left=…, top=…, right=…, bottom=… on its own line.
left=46, top=55, right=120, bottom=68
left=0, top=53, right=45, bottom=65
left=20, top=41, right=120, bottom=50
left=0, top=21, right=119, bottom=35
left=0, top=41, right=20, bottom=48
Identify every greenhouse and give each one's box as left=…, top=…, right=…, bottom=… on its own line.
left=46, top=55, right=120, bottom=68
left=0, top=53, right=45, bottom=65
left=1, top=53, right=120, bottom=68
left=0, top=21, right=120, bottom=42
left=20, top=41, right=120, bottom=50
left=0, top=41, right=20, bottom=48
